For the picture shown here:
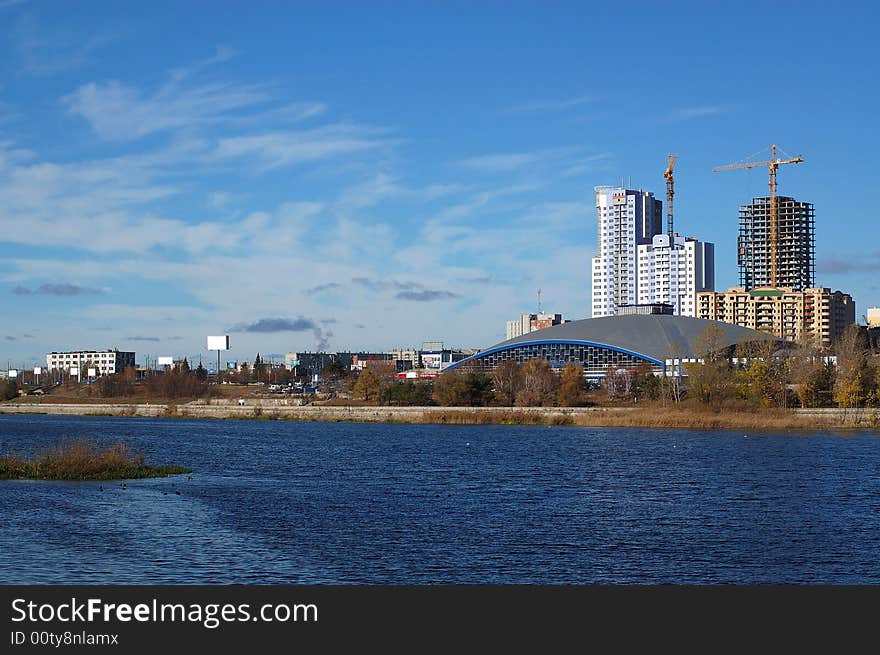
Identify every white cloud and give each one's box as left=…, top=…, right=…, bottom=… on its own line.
left=62, top=48, right=328, bottom=142
left=212, top=124, right=388, bottom=170
left=1, top=48, right=602, bottom=360
left=65, top=79, right=271, bottom=141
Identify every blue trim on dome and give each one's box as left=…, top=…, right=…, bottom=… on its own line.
left=444, top=339, right=664, bottom=371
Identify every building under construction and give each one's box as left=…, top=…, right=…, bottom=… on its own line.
left=737, top=195, right=815, bottom=291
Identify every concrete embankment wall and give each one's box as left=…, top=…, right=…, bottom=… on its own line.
left=1, top=402, right=879, bottom=427
left=0, top=402, right=630, bottom=423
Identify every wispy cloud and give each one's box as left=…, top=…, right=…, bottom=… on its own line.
left=12, top=283, right=103, bottom=296
left=459, top=151, right=546, bottom=173
left=396, top=290, right=459, bottom=302
left=305, top=282, right=342, bottom=295
left=126, top=336, right=161, bottom=342
left=507, top=95, right=597, bottom=113
left=666, top=106, right=724, bottom=121
left=212, top=124, right=388, bottom=171
left=560, top=153, right=613, bottom=177
left=14, top=14, right=113, bottom=75
left=225, top=101, right=327, bottom=128
left=64, top=48, right=329, bottom=142
left=230, top=316, right=332, bottom=350
left=461, top=275, right=495, bottom=285
left=65, top=79, right=271, bottom=141
left=352, top=277, right=420, bottom=292
left=817, top=254, right=880, bottom=274
left=231, top=317, right=320, bottom=333
left=458, top=147, right=578, bottom=173
left=166, top=46, right=239, bottom=84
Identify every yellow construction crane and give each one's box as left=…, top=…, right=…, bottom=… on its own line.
left=663, top=154, right=677, bottom=237
left=713, top=144, right=804, bottom=287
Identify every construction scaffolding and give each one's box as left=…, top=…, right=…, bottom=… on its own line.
left=737, top=196, right=815, bottom=291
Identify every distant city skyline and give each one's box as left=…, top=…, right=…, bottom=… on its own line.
left=1, top=2, right=878, bottom=365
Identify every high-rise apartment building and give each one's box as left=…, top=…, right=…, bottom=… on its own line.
left=636, top=234, right=715, bottom=316
left=738, top=196, right=815, bottom=291
left=591, top=187, right=663, bottom=317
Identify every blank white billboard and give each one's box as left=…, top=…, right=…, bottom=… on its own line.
left=157, top=356, right=174, bottom=366
left=70, top=367, right=79, bottom=376
left=207, top=335, right=230, bottom=351
left=33, top=367, right=42, bottom=375
left=8, top=369, right=17, bottom=378
left=87, top=368, right=97, bottom=378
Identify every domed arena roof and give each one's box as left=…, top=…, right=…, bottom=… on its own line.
left=451, top=314, right=777, bottom=369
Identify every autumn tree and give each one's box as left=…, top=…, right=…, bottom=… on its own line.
left=515, top=358, right=558, bottom=407
left=685, top=323, right=733, bottom=409
left=321, top=361, right=349, bottom=380
left=433, top=370, right=493, bottom=406
left=556, top=362, right=585, bottom=407
left=834, top=325, right=876, bottom=408
left=491, top=359, right=521, bottom=406
left=97, top=366, right=137, bottom=398
left=146, top=368, right=207, bottom=399
left=383, top=381, right=433, bottom=406
left=787, top=336, right=829, bottom=407
left=1, top=379, right=19, bottom=401
left=632, top=362, right=662, bottom=401
left=353, top=367, right=383, bottom=402
left=601, top=366, right=634, bottom=398
left=433, top=370, right=468, bottom=406
left=367, top=360, right=398, bottom=383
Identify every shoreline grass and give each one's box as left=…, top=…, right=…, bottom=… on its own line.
left=2, top=401, right=876, bottom=431
left=0, top=438, right=191, bottom=481
left=423, top=407, right=858, bottom=431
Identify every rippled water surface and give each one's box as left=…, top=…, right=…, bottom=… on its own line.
left=1, top=414, right=879, bottom=583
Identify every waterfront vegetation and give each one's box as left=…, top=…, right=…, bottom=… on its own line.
left=422, top=407, right=839, bottom=430
left=3, top=326, right=879, bottom=430
left=0, top=438, right=190, bottom=481
left=424, top=324, right=880, bottom=412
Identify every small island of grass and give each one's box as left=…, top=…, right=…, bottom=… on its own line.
left=0, top=438, right=191, bottom=481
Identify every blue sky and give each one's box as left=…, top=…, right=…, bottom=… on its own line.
left=1, top=1, right=878, bottom=367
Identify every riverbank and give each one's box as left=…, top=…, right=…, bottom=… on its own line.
left=1, top=400, right=877, bottom=429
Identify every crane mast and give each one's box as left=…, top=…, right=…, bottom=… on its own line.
left=663, top=154, right=677, bottom=238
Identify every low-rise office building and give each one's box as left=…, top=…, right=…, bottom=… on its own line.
left=45, top=350, right=136, bottom=376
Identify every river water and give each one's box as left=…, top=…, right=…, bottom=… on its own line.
left=1, top=413, right=878, bottom=584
